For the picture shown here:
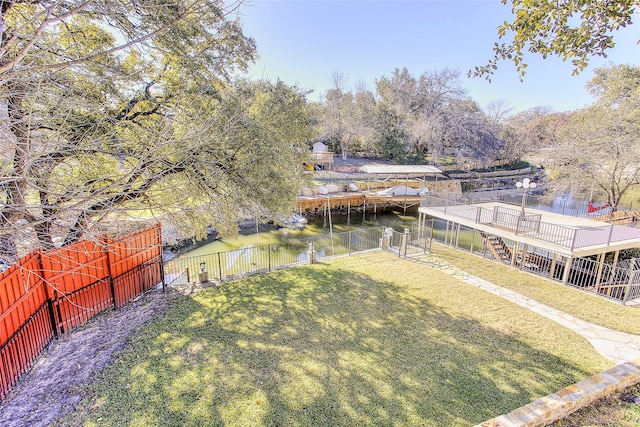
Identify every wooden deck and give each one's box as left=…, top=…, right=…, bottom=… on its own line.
left=591, top=210, right=640, bottom=225
left=296, top=192, right=422, bottom=215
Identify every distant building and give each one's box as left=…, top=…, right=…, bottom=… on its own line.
left=311, top=142, right=334, bottom=170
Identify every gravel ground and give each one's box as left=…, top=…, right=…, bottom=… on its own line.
left=0, top=290, right=171, bottom=427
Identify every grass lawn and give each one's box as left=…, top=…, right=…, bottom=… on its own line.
left=61, top=251, right=614, bottom=427
left=431, top=242, right=640, bottom=335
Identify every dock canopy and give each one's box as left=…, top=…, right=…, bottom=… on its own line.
left=360, top=164, right=442, bottom=177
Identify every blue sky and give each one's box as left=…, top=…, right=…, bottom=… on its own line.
left=232, top=0, right=640, bottom=114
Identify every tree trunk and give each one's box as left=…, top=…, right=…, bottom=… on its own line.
left=0, top=80, right=33, bottom=264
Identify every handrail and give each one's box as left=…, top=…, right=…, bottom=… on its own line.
left=420, top=195, right=640, bottom=250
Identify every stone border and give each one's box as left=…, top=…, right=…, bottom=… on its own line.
left=477, top=358, right=640, bottom=427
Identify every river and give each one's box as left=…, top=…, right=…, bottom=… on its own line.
left=178, top=209, right=419, bottom=258
left=178, top=190, right=636, bottom=259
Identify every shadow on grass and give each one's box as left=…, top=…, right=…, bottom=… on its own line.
left=71, top=263, right=597, bottom=427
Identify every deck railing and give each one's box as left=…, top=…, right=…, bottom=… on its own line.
left=420, top=195, right=640, bottom=250
left=415, top=218, right=640, bottom=304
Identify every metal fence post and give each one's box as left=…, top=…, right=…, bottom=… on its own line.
left=109, top=276, right=117, bottom=309
left=217, top=252, right=223, bottom=281
left=268, top=245, right=272, bottom=272
left=46, top=299, right=59, bottom=339
left=607, top=225, right=614, bottom=245
left=159, top=259, right=166, bottom=292
left=348, top=230, right=352, bottom=255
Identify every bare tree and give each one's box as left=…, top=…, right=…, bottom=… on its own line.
left=484, top=99, right=513, bottom=125
left=549, top=65, right=640, bottom=209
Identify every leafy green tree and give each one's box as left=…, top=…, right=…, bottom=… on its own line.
left=371, top=69, right=416, bottom=161
left=0, top=0, right=312, bottom=264
left=550, top=64, right=640, bottom=210
left=472, top=0, right=638, bottom=80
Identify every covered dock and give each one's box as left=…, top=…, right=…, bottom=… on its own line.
left=359, top=164, right=443, bottom=192
left=296, top=164, right=455, bottom=215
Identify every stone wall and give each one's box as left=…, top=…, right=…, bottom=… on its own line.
left=429, top=180, right=461, bottom=194
left=477, top=358, right=640, bottom=427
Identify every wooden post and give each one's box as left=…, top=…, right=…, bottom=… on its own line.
left=609, top=250, right=620, bottom=283
left=562, top=256, right=573, bottom=285
left=520, top=244, right=528, bottom=270
left=550, top=253, right=557, bottom=280
left=595, top=252, right=606, bottom=291
left=444, top=221, right=450, bottom=245
left=623, top=261, right=636, bottom=303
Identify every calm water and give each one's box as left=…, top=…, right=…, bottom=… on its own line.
left=180, top=190, right=639, bottom=259
left=181, top=209, right=418, bottom=258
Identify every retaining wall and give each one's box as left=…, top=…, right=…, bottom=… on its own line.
left=477, top=358, right=640, bottom=427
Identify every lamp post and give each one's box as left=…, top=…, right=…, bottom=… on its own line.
left=199, top=260, right=208, bottom=283
left=516, top=178, right=536, bottom=214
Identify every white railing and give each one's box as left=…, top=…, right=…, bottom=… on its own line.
left=420, top=195, right=640, bottom=250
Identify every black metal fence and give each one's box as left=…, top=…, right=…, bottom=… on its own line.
left=164, top=227, right=386, bottom=284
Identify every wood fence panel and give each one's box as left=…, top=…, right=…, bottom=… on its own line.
left=0, top=301, right=55, bottom=399
left=52, top=278, right=113, bottom=334
left=107, top=224, right=162, bottom=278
left=40, top=240, right=110, bottom=295
left=0, top=223, right=163, bottom=400
left=0, top=252, right=47, bottom=345
left=110, top=225, right=162, bottom=307
left=41, top=241, right=111, bottom=335
left=112, top=263, right=162, bottom=308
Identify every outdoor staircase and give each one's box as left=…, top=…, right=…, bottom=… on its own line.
left=481, top=232, right=512, bottom=264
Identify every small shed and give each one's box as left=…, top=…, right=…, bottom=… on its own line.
left=313, top=142, right=329, bottom=152
left=311, top=142, right=334, bottom=170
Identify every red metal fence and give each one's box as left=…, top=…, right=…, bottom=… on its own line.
left=0, top=224, right=163, bottom=399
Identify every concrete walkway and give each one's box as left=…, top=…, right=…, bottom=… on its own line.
left=409, top=253, right=640, bottom=365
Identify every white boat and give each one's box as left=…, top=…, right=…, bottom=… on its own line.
left=280, top=214, right=307, bottom=228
